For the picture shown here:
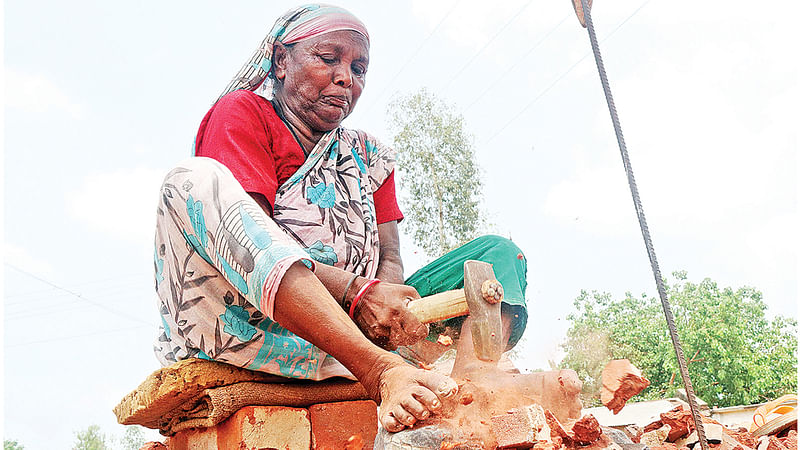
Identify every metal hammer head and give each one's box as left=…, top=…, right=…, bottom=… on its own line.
left=463, top=260, right=504, bottom=362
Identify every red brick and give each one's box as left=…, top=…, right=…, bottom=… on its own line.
left=167, top=405, right=310, bottom=450
left=139, top=443, right=167, bottom=450
left=308, top=400, right=377, bottom=450
left=601, top=359, right=650, bottom=414
left=661, top=406, right=695, bottom=441
left=570, top=414, right=602, bottom=444
left=490, top=404, right=550, bottom=449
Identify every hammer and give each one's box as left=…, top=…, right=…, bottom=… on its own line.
left=406, top=260, right=505, bottom=362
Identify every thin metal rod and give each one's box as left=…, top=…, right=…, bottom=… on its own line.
left=577, top=1, right=710, bottom=449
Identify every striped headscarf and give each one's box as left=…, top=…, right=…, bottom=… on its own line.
left=217, top=4, right=370, bottom=103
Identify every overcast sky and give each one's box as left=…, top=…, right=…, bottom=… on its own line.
left=3, top=0, right=797, bottom=447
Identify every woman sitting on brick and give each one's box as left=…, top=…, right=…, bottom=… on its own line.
left=152, top=4, right=528, bottom=432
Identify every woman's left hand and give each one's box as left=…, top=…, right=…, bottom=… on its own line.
left=353, top=281, right=429, bottom=350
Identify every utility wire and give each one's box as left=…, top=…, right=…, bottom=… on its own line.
left=5, top=263, right=155, bottom=327
left=463, top=13, right=572, bottom=113
left=482, top=0, right=654, bottom=146
left=439, top=0, right=535, bottom=92
left=361, top=0, right=462, bottom=115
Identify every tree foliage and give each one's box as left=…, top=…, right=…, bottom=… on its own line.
left=120, top=426, right=146, bottom=450
left=72, top=425, right=108, bottom=450
left=4, top=440, right=24, bottom=450
left=560, top=271, right=797, bottom=408
left=388, top=88, right=485, bottom=258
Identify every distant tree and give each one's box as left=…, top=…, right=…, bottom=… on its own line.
left=388, top=88, right=485, bottom=258
left=560, top=271, right=797, bottom=408
left=72, top=425, right=108, bottom=450
left=4, top=440, right=24, bottom=450
left=120, top=426, right=146, bottom=450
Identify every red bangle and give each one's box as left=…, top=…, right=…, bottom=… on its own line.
left=349, top=279, right=381, bottom=319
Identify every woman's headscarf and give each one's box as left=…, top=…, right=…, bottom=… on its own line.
left=217, top=4, right=370, bottom=103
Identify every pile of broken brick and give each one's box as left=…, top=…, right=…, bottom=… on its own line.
left=476, top=359, right=796, bottom=450
left=487, top=403, right=796, bottom=450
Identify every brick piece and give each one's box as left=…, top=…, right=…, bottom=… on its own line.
left=779, top=430, right=797, bottom=449
left=308, top=400, right=378, bottom=450
left=544, top=409, right=573, bottom=445
left=167, top=405, right=311, bottom=450
left=490, top=404, right=551, bottom=449
left=601, top=359, right=650, bottom=414
left=641, top=424, right=671, bottom=448
left=571, top=414, right=603, bottom=444
left=766, top=435, right=789, bottom=450
left=724, top=428, right=758, bottom=449
left=661, top=407, right=695, bottom=441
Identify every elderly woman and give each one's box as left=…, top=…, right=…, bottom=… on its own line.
left=152, top=4, right=528, bottom=432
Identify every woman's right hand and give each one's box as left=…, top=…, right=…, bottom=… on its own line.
left=352, top=281, right=429, bottom=350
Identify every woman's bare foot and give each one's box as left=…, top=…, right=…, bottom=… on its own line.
left=364, top=359, right=459, bottom=432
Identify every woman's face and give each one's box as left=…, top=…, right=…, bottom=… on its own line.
left=274, top=30, right=369, bottom=132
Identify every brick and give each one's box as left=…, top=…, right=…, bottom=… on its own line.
left=139, top=443, right=167, bottom=450
left=308, top=400, right=378, bottom=450
left=490, top=404, right=551, bottom=449
left=641, top=425, right=671, bottom=448
left=571, top=414, right=603, bottom=444
left=601, top=359, right=650, bottom=414
left=661, top=406, right=695, bottom=441
left=168, top=405, right=311, bottom=450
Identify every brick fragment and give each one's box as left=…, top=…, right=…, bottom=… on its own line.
left=724, top=427, right=758, bottom=449
left=168, top=405, right=311, bottom=450
left=544, top=409, right=572, bottom=445
left=308, top=400, right=377, bottom=450
left=641, top=424, right=671, bottom=448
left=766, top=435, right=789, bottom=450
left=490, top=404, right=551, bottom=449
left=571, top=414, right=603, bottom=444
left=779, top=430, right=797, bottom=449
left=601, top=359, right=650, bottom=414
left=661, top=406, right=695, bottom=441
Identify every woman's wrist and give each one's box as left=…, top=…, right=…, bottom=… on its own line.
left=342, top=275, right=366, bottom=313
left=349, top=279, right=381, bottom=318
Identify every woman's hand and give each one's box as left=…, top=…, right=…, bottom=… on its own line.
left=353, top=281, right=428, bottom=350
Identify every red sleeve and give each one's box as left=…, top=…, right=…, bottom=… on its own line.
left=373, top=170, right=404, bottom=224
left=194, top=90, right=279, bottom=211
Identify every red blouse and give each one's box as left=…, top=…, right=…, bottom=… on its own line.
left=194, top=90, right=403, bottom=224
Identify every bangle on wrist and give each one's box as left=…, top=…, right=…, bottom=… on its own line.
left=349, top=279, right=381, bottom=319
left=341, top=273, right=360, bottom=307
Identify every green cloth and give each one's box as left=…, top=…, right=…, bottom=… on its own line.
left=405, top=235, right=528, bottom=349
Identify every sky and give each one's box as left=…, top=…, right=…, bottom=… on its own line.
left=2, top=0, right=797, bottom=447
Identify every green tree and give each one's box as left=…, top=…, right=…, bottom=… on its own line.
left=560, top=271, right=797, bottom=408
left=72, top=425, right=108, bottom=450
left=4, top=440, right=24, bottom=450
left=120, top=426, right=146, bottom=450
left=388, top=88, right=485, bottom=258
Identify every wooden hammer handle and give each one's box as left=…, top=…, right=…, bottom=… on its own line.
left=406, top=289, right=469, bottom=324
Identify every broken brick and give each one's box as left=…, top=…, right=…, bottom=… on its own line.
left=780, top=430, right=797, bottom=449
left=308, top=400, right=377, bottom=450
left=724, top=428, right=758, bottom=449
left=570, top=414, right=602, bottom=444
left=544, top=409, right=573, bottom=444
left=601, top=359, right=650, bottom=414
left=139, top=443, right=167, bottom=450
left=641, top=425, right=672, bottom=448
left=766, top=435, right=789, bottom=450
left=661, top=406, right=695, bottom=441
left=491, top=404, right=551, bottom=449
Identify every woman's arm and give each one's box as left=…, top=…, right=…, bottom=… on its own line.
left=375, top=221, right=405, bottom=284
left=250, top=193, right=426, bottom=350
